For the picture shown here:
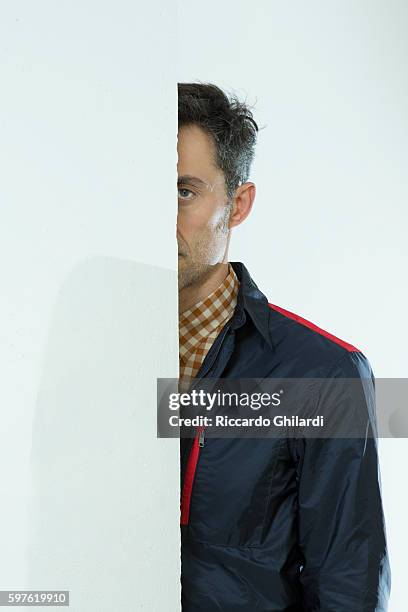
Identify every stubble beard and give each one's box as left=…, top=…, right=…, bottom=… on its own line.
left=178, top=229, right=215, bottom=291
left=178, top=257, right=213, bottom=292
left=178, top=204, right=232, bottom=292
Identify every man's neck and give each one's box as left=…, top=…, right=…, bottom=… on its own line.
left=179, top=263, right=230, bottom=314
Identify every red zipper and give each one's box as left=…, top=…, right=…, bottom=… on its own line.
left=180, top=426, right=205, bottom=525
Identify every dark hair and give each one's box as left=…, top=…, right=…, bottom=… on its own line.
left=178, top=82, right=258, bottom=199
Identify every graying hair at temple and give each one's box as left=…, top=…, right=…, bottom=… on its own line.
left=178, top=82, right=259, bottom=200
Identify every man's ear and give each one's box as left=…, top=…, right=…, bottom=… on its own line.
left=228, top=182, right=256, bottom=229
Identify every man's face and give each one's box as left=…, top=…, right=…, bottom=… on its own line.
left=177, top=124, right=232, bottom=291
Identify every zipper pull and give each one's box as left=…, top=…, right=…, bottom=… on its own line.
left=198, top=428, right=205, bottom=448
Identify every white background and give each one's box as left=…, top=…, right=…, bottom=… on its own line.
left=1, top=2, right=179, bottom=610
left=1, top=2, right=406, bottom=610
left=177, top=1, right=407, bottom=608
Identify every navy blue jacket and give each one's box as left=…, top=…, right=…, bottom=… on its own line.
left=180, top=261, right=391, bottom=611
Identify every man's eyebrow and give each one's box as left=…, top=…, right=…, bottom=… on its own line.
left=177, top=175, right=208, bottom=188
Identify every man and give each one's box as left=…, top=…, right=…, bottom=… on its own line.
left=177, top=82, right=391, bottom=611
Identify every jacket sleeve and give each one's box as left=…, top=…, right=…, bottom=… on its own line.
left=289, top=351, right=391, bottom=611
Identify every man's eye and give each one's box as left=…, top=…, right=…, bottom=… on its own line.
left=178, top=187, right=195, bottom=200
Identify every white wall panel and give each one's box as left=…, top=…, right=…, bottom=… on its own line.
left=1, top=2, right=179, bottom=610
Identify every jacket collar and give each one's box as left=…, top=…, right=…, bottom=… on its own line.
left=229, top=261, right=275, bottom=350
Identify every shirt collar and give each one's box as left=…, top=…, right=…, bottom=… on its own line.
left=179, top=264, right=239, bottom=353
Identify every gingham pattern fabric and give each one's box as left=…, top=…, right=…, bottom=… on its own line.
left=179, top=264, right=239, bottom=386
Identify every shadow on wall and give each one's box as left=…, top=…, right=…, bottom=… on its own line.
left=26, top=257, right=179, bottom=612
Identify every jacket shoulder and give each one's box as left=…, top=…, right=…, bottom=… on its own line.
left=267, top=302, right=372, bottom=376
